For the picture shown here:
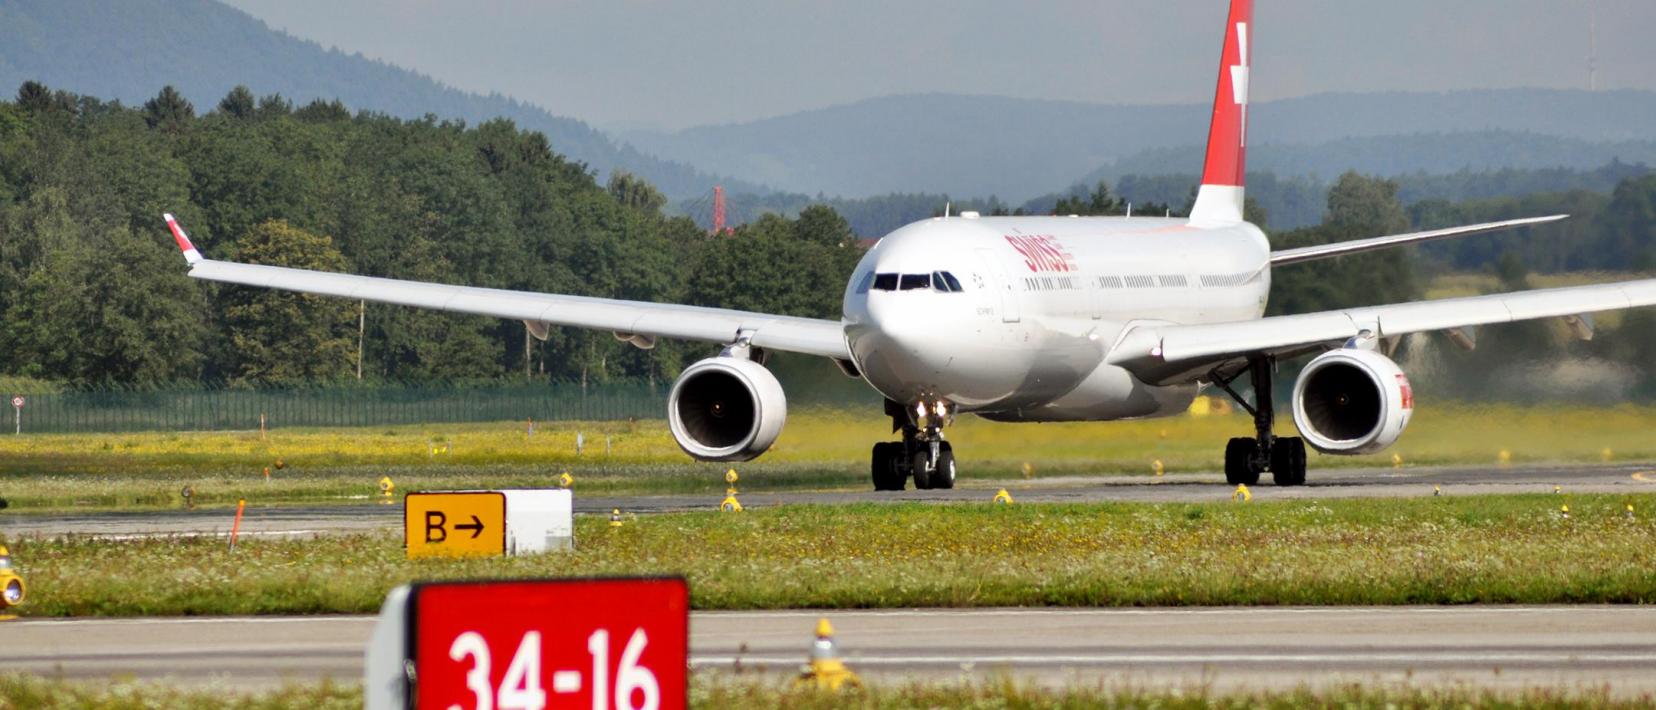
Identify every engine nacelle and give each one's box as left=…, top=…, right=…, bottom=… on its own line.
left=1291, top=349, right=1415, bottom=455
left=667, top=356, right=787, bottom=461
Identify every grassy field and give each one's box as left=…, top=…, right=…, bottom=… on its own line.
left=0, top=403, right=1651, bottom=511
left=6, top=495, right=1653, bottom=617
left=0, top=674, right=1646, bottom=709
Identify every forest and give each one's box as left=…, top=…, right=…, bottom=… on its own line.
left=0, top=82, right=859, bottom=388
left=708, top=161, right=1656, bottom=242
left=0, top=82, right=1651, bottom=397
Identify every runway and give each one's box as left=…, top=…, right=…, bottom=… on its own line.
left=3, top=607, right=1653, bottom=694
left=2, top=462, right=1652, bottom=538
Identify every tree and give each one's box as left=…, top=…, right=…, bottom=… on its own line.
left=1268, top=173, right=1418, bottom=316
left=0, top=190, right=205, bottom=384
left=1053, top=181, right=1122, bottom=216
left=294, top=98, right=351, bottom=123
left=256, top=93, right=292, bottom=118
left=143, top=85, right=194, bottom=131
left=15, top=81, right=51, bottom=113
left=686, top=207, right=860, bottom=319
left=606, top=170, right=666, bottom=216
left=1598, top=175, right=1656, bottom=271
left=220, top=220, right=356, bottom=384
left=217, top=86, right=256, bottom=119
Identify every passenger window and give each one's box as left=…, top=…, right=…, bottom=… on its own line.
left=873, top=273, right=899, bottom=291
left=899, top=273, right=931, bottom=290
left=941, top=272, right=964, bottom=292
left=855, top=272, right=876, bottom=294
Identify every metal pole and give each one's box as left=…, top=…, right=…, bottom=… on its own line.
left=357, top=300, right=365, bottom=380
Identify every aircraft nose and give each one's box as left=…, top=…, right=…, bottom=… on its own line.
left=858, top=288, right=957, bottom=376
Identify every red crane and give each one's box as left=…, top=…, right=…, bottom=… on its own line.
left=711, top=185, right=734, bottom=235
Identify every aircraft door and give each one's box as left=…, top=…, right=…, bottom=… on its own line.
left=976, top=248, right=1020, bottom=323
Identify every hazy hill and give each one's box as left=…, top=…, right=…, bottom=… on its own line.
left=628, top=90, right=1656, bottom=200
left=0, top=0, right=751, bottom=198
left=1091, top=131, right=1656, bottom=190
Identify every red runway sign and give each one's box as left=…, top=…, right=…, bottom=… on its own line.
left=409, top=578, right=688, bottom=710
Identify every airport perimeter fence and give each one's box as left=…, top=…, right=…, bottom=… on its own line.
left=5, top=381, right=671, bottom=434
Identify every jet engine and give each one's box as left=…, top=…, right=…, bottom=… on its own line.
left=1290, top=349, right=1414, bottom=455
left=667, top=356, right=787, bottom=461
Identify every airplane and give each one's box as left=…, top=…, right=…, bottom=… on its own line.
left=166, top=0, right=1656, bottom=491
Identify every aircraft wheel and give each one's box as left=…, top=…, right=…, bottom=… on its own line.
left=1271, top=437, right=1308, bottom=486
left=911, top=450, right=933, bottom=490
left=932, top=443, right=956, bottom=489
left=1224, top=437, right=1261, bottom=486
left=871, top=442, right=904, bottom=491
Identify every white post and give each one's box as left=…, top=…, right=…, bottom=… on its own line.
left=356, top=300, right=365, bottom=380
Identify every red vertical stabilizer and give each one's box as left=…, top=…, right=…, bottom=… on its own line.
left=1188, top=0, right=1253, bottom=226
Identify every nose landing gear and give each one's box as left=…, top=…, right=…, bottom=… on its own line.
left=1212, top=356, right=1308, bottom=487
left=870, top=399, right=956, bottom=491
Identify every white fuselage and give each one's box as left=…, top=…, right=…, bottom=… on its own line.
left=842, top=215, right=1271, bottom=421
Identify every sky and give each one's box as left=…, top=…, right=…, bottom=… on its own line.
left=220, top=0, right=1655, bottom=133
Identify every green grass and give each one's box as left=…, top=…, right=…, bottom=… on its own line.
left=0, top=676, right=359, bottom=709
left=0, top=674, right=1646, bottom=709
left=1, top=403, right=1651, bottom=512
left=6, top=495, right=1654, bottom=617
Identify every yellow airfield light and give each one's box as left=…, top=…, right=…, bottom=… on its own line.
left=0, top=545, right=26, bottom=612
left=797, top=617, right=860, bottom=691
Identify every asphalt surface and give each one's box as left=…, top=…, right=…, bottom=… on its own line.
left=4, top=607, right=1654, bottom=694
left=2, top=462, right=1652, bottom=538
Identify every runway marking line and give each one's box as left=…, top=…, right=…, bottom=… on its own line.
left=701, top=606, right=1652, bottom=619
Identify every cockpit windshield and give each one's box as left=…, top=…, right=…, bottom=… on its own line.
left=870, top=271, right=965, bottom=293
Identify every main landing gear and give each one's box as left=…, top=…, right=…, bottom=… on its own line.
left=870, top=399, right=956, bottom=491
left=1211, top=356, right=1308, bottom=487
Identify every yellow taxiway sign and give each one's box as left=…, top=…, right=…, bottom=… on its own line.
left=404, top=491, right=506, bottom=559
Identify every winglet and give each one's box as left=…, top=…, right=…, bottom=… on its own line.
left=164, top=213, right=203, bottom=265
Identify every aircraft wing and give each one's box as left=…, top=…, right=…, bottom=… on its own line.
left=166, top=215, right=850, bottom=360
left=1110, top=278, right=1656, bottom=385
left=1269, top=215, right=1567, bottom=266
